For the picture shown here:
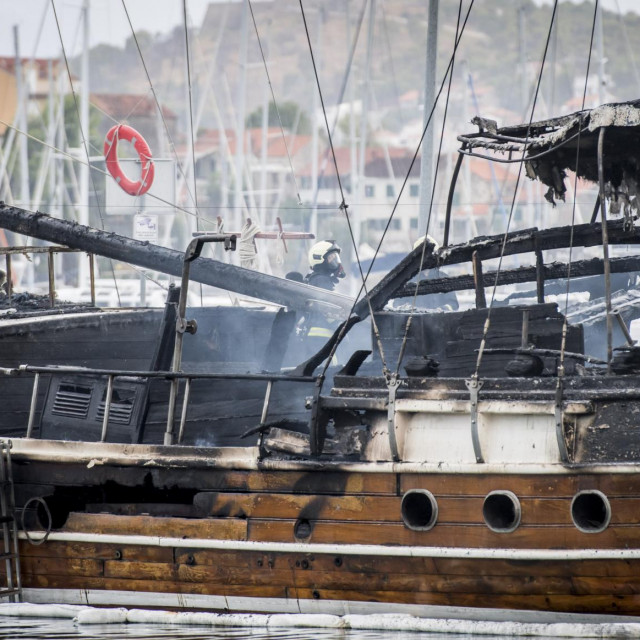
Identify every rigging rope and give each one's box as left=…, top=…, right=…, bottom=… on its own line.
left=248, top=0, right=303, bottom=206
left=473, top=0, right=560, bottom=378
left=298, top=0, right=390, bottom=375
left=50, top=0, right=122, bottom=307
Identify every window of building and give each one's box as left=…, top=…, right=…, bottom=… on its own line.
left=368, top=218, right=400, bottom=231
left=409, top=184, right=419, bottom=198
left=386, top=184, right=395, bottom=198
left=410, top=217, right=418, bottom=229
left=365, top=185, right=375, bottom=198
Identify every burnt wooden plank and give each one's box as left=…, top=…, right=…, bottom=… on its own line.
left=193, top=492, right=401, bottom=521
left=170, top=548, right=640, bottom=579
left=17, top=557, right=103, bottom=578
left=13, top=463, right=397, bottom=496
left=101, top=559, right=637, bottom=595
left=247, top=518, right=640, bottom=549
left=289, top=587, right=640, bottom=614
left=21, top=573, right=286, bottom=598
left=62, top=513, right=247, bottom=540
left=18, top=540, right=173, bottom=563
left=399, top=473, right=640, bottom=497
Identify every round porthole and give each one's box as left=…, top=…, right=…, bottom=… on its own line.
left=483, top=490, right=521, bottom=533
left=571, top=490, right=611, bottom=533
left=401, top=490, right=438, bottom=531
left=294, top=518, right=312, bottom=540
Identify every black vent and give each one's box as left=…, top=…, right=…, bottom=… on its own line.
left=51, top=384, right=92, bottom=418
left=96, top=388, right=136, bottom=425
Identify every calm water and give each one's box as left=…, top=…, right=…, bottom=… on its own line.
left=0, top=618, right=478, bottom=640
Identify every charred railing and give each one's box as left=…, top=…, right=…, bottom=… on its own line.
left=8, top=364, right=317, bottom=447
left=0, top=245, right=96, bottom=308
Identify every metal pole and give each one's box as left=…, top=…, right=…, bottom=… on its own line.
left=13, top=26, right=30, bottom=211
left=418, top=0, right=438, bottom=235
left=47, top=250, right=55, bottom=308
left=233, top=0, right=249, bottom=233
left=309, top=5, right=323, bottom=239
left=356, top=0, right=375, bottom=252
left=597, top=127, right=613, bottom=371
left=100, top=374, right=114, bottom=442
left=79, top=0, right=90, bottom=287
left=177, top=377, right=191, bottom=444
left=26, top=373, right=40, bottom=438
left=596, top=2, right=606, bottom=105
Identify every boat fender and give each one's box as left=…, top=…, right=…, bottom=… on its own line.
left=104, top=124, right=155, bottom=196
left=74, top=607, right=128, bottom=624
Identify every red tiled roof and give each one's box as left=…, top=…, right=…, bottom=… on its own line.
left=0, top=57, right=61, bottom=79
left=91, top=93, right=177, bottom=120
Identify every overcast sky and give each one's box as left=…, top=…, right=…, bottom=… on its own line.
left=0, top=0, right=638, bottom=59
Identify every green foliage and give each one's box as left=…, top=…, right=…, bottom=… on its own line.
left=246, top=101, right=311, bottom=135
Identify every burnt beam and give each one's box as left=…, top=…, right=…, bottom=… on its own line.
left=437, top=219, right=640, bottom=267
left=395, top=255, right=640, bottom=298
left=0, top=204, right=354, bottom=318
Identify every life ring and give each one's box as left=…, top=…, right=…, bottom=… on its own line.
left=104, top=124, right=155, bottom=196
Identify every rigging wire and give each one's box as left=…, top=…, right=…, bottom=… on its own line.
left=298, top=0, right=391, bottom=374
left=248, top=0, right=302, bottom=205
left=394, top=0, right=463, bottom=376
left=559, top=0, right=600, bottom=373
left=50, top=0, right=122, bottom=307
left=473, top=0, right=559, bottom=378
left=317, top=0, right=476, bottom=382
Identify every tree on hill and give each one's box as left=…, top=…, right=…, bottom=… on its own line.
left=246, top=101, right=311, bottom=134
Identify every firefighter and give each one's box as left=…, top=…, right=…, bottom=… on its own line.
left=304, top=240, right=345, bottom=292
left=296, top=240, right=346, bottom=361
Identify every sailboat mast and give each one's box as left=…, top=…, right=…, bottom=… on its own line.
left=596, top=2, right=606, bottom=104
left=233, top=0, right=250, bottom=233
left=13, top=26, right=30, bottom=211
left=418, top=0, right=438, bottom=236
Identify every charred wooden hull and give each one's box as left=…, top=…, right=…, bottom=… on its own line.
left=10, top=439, right=640, bottom=619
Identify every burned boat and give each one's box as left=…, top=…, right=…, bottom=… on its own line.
left=3, top=102, right=640, bottom=622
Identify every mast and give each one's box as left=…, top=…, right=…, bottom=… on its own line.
left=518, top=2, right=528, bottom=114
left=418, top=0, right=438, bottom=235
left=233, top=0, right=250, bottom=234
left=309, top=5, right=323, bottom=239
left=78, top=0, right=90, bottom=287
left=13, top=26, right=30, bottom=211
left=595, top=2, right=606, bottom=105
left=356, top=0, right=375, bottom=252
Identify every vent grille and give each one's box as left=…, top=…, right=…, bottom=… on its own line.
left=96, top=401, right=134, bottom=425
left=51, top=384, right=92, bottom=418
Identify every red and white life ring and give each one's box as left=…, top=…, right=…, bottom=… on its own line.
left=104, top=124, right=155, bottom=196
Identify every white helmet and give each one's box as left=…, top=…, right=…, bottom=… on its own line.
left=413, top=235, right=440, bottom=252
left=308, top=240, right=345, bottom=278
left=309, top=240, right=340, bottom=268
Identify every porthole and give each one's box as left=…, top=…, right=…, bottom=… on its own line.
left=571, top=490, right=611, bottom=533
left=483, top=490, right=521, bottom=533
left=401, top=489, right=438, bottom=531
left=294, top=518, right=312, bottom=540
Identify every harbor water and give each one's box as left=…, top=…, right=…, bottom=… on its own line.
left=0, top=617, right=470, bottom=640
